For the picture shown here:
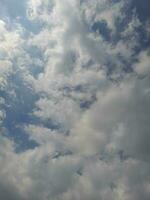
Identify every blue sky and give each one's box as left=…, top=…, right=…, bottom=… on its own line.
left=0, top=0, right=150, bottom=199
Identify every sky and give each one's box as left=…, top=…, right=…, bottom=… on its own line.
left=0, top=0, right=150, bottom=199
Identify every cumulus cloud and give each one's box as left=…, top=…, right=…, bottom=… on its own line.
left=0, top=0, right=150, bottom=199
left=67, top=75, right=150, bottom=161
left=134, top=50, right=150, bottom=75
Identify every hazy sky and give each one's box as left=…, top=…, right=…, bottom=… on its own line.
left=0, top=0, right=150, bottom=199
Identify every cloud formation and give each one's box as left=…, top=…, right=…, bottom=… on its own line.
left=0, top=0, right=150, bottom=199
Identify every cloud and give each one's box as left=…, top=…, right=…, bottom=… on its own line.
left=0, top=0, right=150, bottom=199
left=134, top=50, right=150, bottom=75
left=67, top=74, right=150, bottom=161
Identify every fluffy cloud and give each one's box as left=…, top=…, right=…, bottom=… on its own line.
left=134, top=50, right=150, bottom=75
left=0, top=0, right=150, bottom=199
left=68, top=75, right=150, bottom=161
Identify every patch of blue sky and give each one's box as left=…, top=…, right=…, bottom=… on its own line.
left=0, top=0, right=43, bottom=34
left=2, top=72, right=62, bottom=152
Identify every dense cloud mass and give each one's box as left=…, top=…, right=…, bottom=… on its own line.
left=0, top=0, right=150, bottom=199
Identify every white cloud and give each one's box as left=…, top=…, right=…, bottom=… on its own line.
left=0, top=0, right=150, bottom=200
left=134, top=50, right=150, bottom=75
left=67, top=74, right=150, bottom=161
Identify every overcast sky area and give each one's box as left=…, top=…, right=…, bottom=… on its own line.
left=0, top=0, right=150, bottom=199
